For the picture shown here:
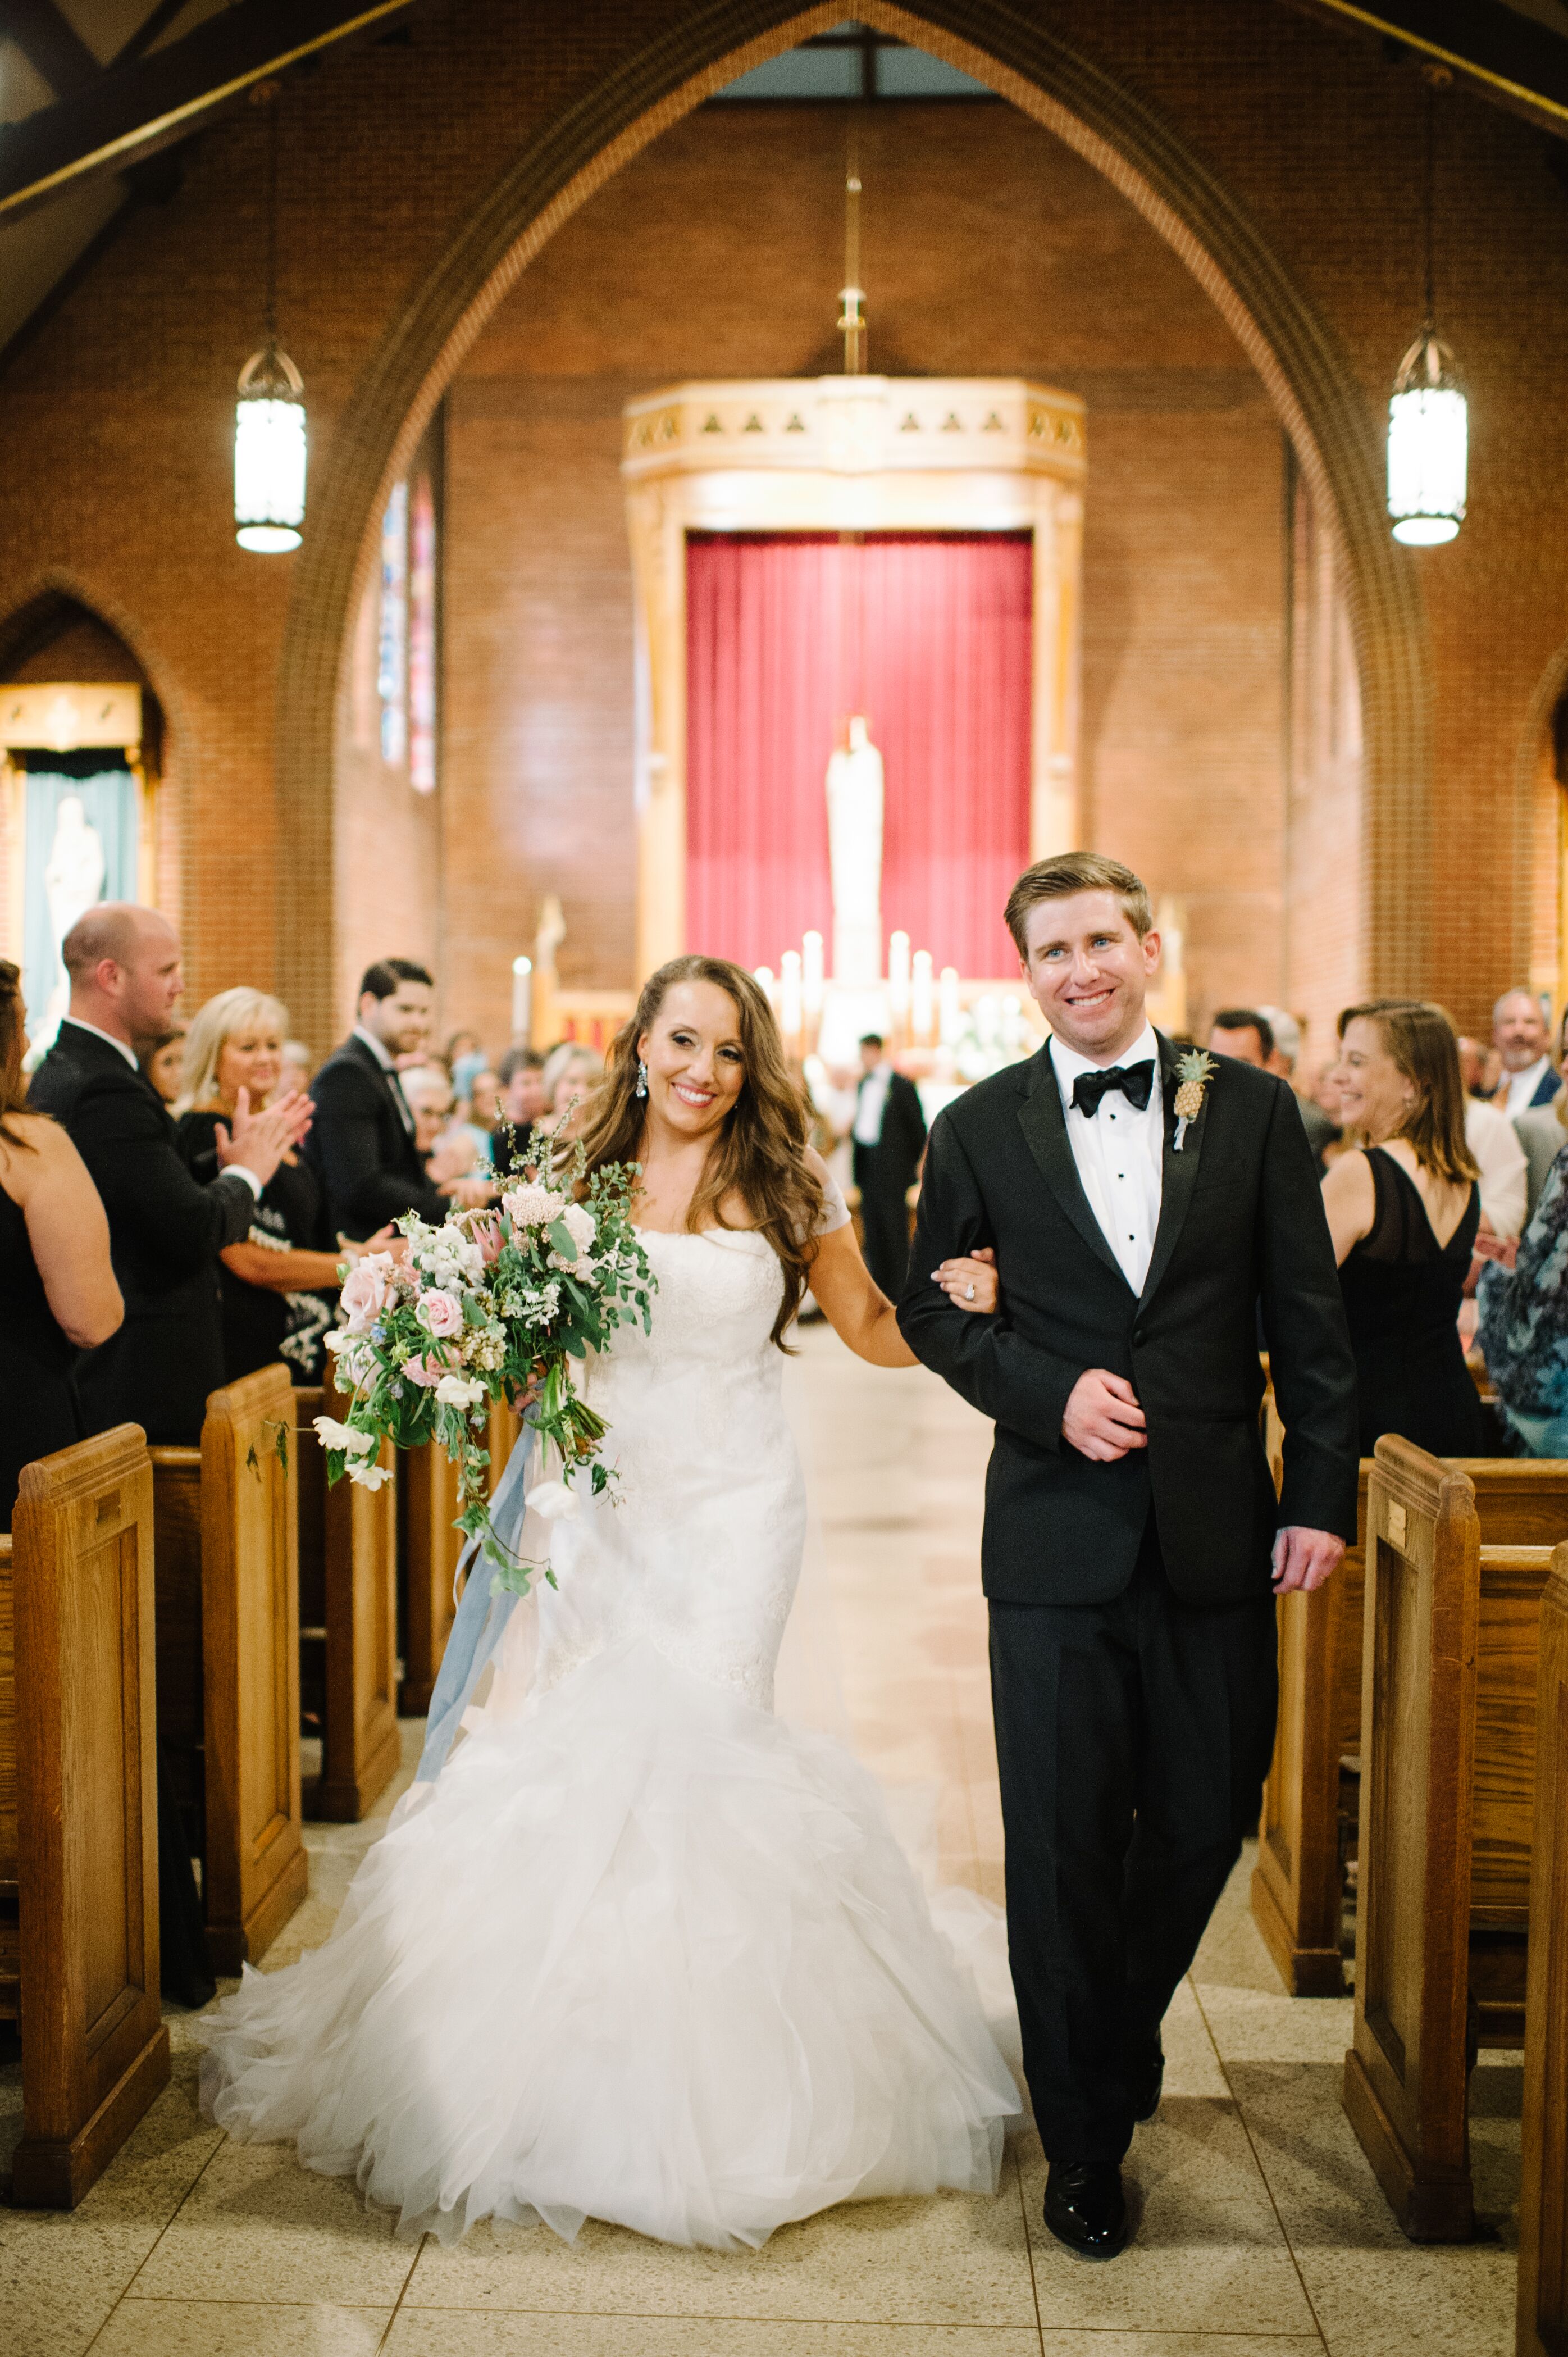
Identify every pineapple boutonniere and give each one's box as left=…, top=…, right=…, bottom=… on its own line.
left=1172, top=1050, right=1216, bottom=1152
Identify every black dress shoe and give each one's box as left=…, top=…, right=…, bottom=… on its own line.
left=1043, top=2160, right=1128, bottom=2259
left=1131, top=2045, right=1165, bottom=2123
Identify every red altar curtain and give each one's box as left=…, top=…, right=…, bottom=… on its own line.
left=685, top=531, right=1032, bottom=978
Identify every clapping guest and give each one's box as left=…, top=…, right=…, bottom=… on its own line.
left=454, top=1065, right=502, bottom=1171
left=1493, top=990, right=1561, bottom=1116
left=542, top=1041, right=604, bottom=1129
left=29, top=905, right=311, bottom=1445
left=176, top=990, right=391, bottom=1385
left=491, top=1046, right=548, bottom=1172
left=0, top=961, right=122, bottom=1527
left=280, top=1038, right=313, bottom=1095
left=1320, top=1000, right=1484, bottom=1456
left=140, top=1026, right=185, bottom=1106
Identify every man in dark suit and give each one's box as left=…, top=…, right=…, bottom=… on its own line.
left=851, top=1032, right=927, bottom=1299
left=306, top=958, right=491, bottom=1236
left=30, top=903, right=309, bottom=1446
left=900, top=853, right=1357, bottom=2260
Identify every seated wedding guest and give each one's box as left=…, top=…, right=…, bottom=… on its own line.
left=307, top=958, right=491, bottom=1234
left=1321, top=999, right=1484, bottom=1456
left=455, top=1064, right=502, bottom=1170
left=280, top=1037, right=313, bottom=1095
left=444, top=1027, right=483, bottom=1075
left=1476, top=1122, right=1568, bottom=1455
left=1206, top=1007, right=1274, bottom=1067
left=853, top=1031, right=927, bottom=1299
left=541, top=1040, right=604, bottom=1125
left=176, top=989, right=391, bottom=1385
left=29, top=904, right=310, bottom=1444
left=1493, top=988, right=1561, bottom=1116
left=1464, top=1086, right=1529, bottom=1239
left=0, top=960, right=122, bottom=1528
left=139, top=1024, right=185, bottom=1106
left=400, top=1063, right=488, bottom=1194
left=1260, top=1004, right=1339, bottom=1169
left=491, top=1046, right=548, bottom=1171
left=1515, top=1005, right=1568, bottom=1221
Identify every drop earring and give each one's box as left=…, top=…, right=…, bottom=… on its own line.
left=636, top=1059, right=649, bottom=1099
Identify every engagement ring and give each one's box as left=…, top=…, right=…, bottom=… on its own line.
left=965, top=1282, right=975, bottom=1300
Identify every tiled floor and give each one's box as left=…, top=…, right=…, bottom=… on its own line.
left=0, top=1327, right=1521, bottom=2354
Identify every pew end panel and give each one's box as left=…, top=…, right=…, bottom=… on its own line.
left=400, top=1439, right=463, bottom=1719
left=312, top=1368, right=399, bottom=1823
left=198, top=1369, right=307, bottom=1975
left=1344, top=1438, right=1481, bottom=2243
left=1518, top=1546, right=1568, bottom=2357
left=8, top=1428, right=170, bottom=2207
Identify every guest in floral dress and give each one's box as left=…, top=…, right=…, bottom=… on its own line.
left=1476, top=1136, right=1568, bottom=1456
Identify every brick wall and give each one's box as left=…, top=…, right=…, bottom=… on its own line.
left=0, top=0, right=1561, bottom=1052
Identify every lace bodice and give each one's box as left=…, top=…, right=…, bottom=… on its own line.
left=535, top=1227, right=808, bottom=1708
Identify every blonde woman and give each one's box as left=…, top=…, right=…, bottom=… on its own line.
left=1323, top=998, right=1485, bottom=1455
left=176, top=989, right=391, bottom=1383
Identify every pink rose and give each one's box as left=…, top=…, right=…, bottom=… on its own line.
left=417, top=1287, right=464, bottom=1339
left=340, top=1255, right=394, bottom=1332
left=402, top=1353, right=443, bottom=1388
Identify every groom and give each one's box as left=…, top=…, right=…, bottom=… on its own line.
left=899, top=852, right=1357, bottom=2259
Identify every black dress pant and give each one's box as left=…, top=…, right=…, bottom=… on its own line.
left=988, top=1518, right=1278, bottom=2163
left=853, top=1148, right=912, bottom=1300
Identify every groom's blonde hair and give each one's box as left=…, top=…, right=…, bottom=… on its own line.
left=1005, top=853, right=1153, bottom=957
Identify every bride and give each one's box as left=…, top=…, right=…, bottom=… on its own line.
left=200, top=954, right=1019, bottom=2250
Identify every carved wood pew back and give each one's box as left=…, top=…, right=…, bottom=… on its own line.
left=294, top=1377, right=399, bottom=1822
left=1343, top=1435, right=1555, bottom=2240
left=399, top=1398, right=523, bottom=1717
left=1518, top=1544, right=1568, bottom=2357
left=1, top=1427, right=170, bottom=2205
left=147, top=1366, right=306, bottom=1974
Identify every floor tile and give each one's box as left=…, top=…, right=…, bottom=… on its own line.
left=132, top=2136, right=422, bottom=2308
left=388, top=2318, right=1043, bottom=2355
left=403, top=2154, right=1036, bottom=2327
left=93, top=2299, right=393, bottom=2354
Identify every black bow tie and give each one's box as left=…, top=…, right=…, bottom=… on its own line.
left=1071, top=1060, right=1155, bottom=1118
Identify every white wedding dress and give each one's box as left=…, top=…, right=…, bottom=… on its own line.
left=200, top=1221, right=1020, bottom=2249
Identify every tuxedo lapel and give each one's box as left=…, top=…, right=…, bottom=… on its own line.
left=1138, top=1030, right=1209, bottom=1309
left=1015, top=1044, right=1129, bottom=1289
left=349, top=1034, right=414, bottom=1136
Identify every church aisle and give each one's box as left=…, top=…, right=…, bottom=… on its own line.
left=0, top=1329, right=1520, bottom=2355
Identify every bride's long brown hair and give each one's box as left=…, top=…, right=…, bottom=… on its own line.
left=577, top=955, right=823, bottom=1350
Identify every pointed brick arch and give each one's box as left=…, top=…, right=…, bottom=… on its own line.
left=276, top=0, right=1428, bottom=1044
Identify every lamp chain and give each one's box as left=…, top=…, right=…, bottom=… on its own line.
left=1422, top=71, right=1434, bottom=331
left=265, top=89, right=279, bottom=349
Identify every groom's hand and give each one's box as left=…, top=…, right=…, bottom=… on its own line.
left=1062, top=1370, right=1147, bottom=1461
left=1271, top=1526, right=1346, bottom=1594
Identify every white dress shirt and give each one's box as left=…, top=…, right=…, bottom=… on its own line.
left=1051, top=1022, right=1164, bottom=1294
left=853, top=1063, right=894, bottom=1147
left=1502, top=1054, right=1557, bottom=1118
left=354, top=1021, right=415, bottom=1132
left=1464, top=1098, right=1528, bottom=1240
left=62, top=1014, right=262, bottom=1197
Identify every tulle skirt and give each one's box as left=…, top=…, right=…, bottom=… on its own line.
left=199, top=1637, right=1020, bottom=2249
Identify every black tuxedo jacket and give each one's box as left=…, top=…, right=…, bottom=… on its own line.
left=899, top=1031, right=1359, bottom=1605
left=854, top=1070, right=928, bottom=1186
left=305, top=1034, right=449, bottom=1236
left=29, top=1022, right=254, bottom=1444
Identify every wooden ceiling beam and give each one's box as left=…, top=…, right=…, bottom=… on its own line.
left=0, top=0, right=419, bottom=225
left=6, top=0, right=103, bottom=98
left=1282, top=0, right=1568, bottom=136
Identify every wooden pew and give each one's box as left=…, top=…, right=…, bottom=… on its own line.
left=1518, top=1542, right=1568, bottom=2356
left=400, top=1398, right=523, bottom=1716
left=1252, top=1387, right=1568, bottom=1996
left=1343, top=1436, right=1555, bottom=2239
left=1, top=1428, right=170, bottom=2206
left=294, top=1378, right=399, bottom=1822
left=148, top=1366, right=306, bottom=1975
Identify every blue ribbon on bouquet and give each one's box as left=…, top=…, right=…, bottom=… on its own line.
left=413, top=1417, right=538, bottom=1786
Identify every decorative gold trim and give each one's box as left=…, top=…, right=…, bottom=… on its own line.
left=0, top=682, right=142, bottom=753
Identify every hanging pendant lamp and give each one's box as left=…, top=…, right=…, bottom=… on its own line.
left=235, top=85, right=307, bottom=553
left=1387, top=70, right=1466, bottom=547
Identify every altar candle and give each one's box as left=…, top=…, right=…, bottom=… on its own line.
left=938, top=965, right=961, bottom=1046
left=911, top=950, right=934, bottom=1042
left=780, top=950, right=803, bottom=1046
left=801, top=931, right=825, bottom=1020
left=754, top=965, right=778, bottom=1013
left=887, top=931, right=911, bottom=1026
left=511, top=955, right=533, bottom=1045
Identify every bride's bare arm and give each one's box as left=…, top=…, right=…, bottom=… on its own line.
left=805, top=1225, right=999, bottom=1367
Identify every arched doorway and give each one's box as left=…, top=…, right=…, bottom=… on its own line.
left=277, top=0, right=1425, bottom=1049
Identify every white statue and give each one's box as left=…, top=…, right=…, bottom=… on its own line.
left=824, top=715, right=884, bottom=989
left=34, top=795, right=107, bottom=1055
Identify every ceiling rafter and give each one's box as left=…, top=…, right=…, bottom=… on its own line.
left=0, top=0, right=420, bottom=227
left=6, top=0, right=103, bottom=98
left=1282, top=0, right=1568, bottom=135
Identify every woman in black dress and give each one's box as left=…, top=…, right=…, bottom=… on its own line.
left=175, top=990, right=389, bottom=1385
left=0, top=961, right=123, bottom=1525
left=1321, top=998, right=1485, bottom=1457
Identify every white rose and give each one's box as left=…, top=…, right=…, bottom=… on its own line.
left=562, top=1203, right=596, bottom=1252
left=528, top=1478, right=580, bottom=1522
left=346, top=1459, right=393, bottom=1491
left=434, top=1373, right=485, bottom=1409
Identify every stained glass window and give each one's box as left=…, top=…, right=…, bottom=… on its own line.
left=378, top=480, right=408, bottom=767
left=409, top=474, right=437, bottom=794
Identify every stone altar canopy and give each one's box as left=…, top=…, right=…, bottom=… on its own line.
left=621, top=374, right=1086, bottom=988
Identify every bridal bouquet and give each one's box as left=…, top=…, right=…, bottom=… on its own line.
left=313, top=1119, right=654, bottom=1594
